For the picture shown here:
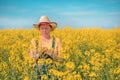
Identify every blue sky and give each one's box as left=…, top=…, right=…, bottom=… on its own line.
left=0, top=0, right=120, bottom=29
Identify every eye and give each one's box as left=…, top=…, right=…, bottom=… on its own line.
left=46, top=28, right=49, bottom=29
left=40, top=27, right=44, bottom=30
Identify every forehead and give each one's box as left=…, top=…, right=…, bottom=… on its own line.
left=40, top=24, right=50, bottom=28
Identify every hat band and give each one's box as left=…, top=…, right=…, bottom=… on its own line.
left=39, top=22, right=50, bottom=25
left=38, top=22, right=51, bottom=27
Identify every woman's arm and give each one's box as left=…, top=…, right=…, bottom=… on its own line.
left=30, top=50, right=35, bottom=58
left=29, top=49, right=40, bottom=59
left=29, top=38, right=40, bottom=59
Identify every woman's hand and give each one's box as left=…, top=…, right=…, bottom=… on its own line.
left=30, top=50, right=35, bottom=58
left=36, top=53, right=40, bottom=59
left=42, top=47, right=53, bottom=56
left=44, top=49, right=53, bottom=56
left=30, top=50, right=40, bottom=59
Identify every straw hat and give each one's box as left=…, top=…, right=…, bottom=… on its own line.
left=33, top=16, right=57, bottom=31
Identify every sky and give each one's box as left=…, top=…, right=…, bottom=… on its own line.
left=0, top=0, right=120, bottom=29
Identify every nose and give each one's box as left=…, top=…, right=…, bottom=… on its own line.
left=43, top=28, right=46, bottom=32
left=42, top=28, right=47, bottom=33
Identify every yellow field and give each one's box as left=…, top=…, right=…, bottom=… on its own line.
left=0, top=27, right=120, bottom=80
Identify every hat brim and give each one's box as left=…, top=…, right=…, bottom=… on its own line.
left=33, top=22, right=57, bottom=31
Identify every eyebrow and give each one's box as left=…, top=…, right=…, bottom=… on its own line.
left=40, top=25, right=51, bottom=29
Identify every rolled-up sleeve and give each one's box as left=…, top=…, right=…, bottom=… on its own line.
left=29, top=38, right=36, bottom=53
left=55, top=38, right=62, bottom=56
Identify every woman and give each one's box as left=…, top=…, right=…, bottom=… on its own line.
left=30, top=16, right=62, bottom=61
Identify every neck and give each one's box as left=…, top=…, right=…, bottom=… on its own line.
left=42, top=35, right=51, bottom=40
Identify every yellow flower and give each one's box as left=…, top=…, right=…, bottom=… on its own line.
left=62, top=54, right=70, bottom=60
left=1, top=27, right=120, bottom=80
left=55, top=61, right=61, bottom=67
left=41, top=74, right=48, bottom=80
left=89, top=72, right=97, bottom=77
left=49, top=69, right=60, bottom=77
left=114, top=66, right=120, bottom=74
left=83, top=64, right=90, bottom=71
left=90, top=49, right=95, bottom=53
left=24, top=76, right=29, bottom=80
left=84, top=51, right=90, bottom=56
left=65, top=62, right=75, bottom=70
left=78, top=65, right=82, bottom=69
left=113, top=52, right=120, bottom=59
left=45, top=58, right=53, bottom=65
left=38, top=59, right=45, bottom=65
left=73, top=74, right=82, bottom=80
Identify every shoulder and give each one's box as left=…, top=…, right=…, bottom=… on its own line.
left=31, top=36, right=40, bottom=42
left=31, top=37, right=38, bottom=43
left=54, top=37, right=61, bottom=43
left=31, top=36, right=42, bottom=44
left=30, top=38, right=36, bottom=44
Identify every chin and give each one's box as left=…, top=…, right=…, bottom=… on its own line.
left=43, top=34, right=48, bottom=36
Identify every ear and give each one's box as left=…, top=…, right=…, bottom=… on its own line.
left=49, top=25, right=52, bottom=32
left=49, top=25, right=52, bottom=28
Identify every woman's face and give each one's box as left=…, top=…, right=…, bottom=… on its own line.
left=39, top=24, right=51, bottom=36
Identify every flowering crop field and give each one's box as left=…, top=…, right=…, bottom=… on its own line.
left=0, top=27, right=120, bottom=80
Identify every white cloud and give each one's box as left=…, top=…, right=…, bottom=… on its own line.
left=59, top=10, right=120, bottom=16
left=0, top=17, right=28, bottom=25
left=108, top=12, right=120, bottom=15
left=0, top=17, right=33, bottom=28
